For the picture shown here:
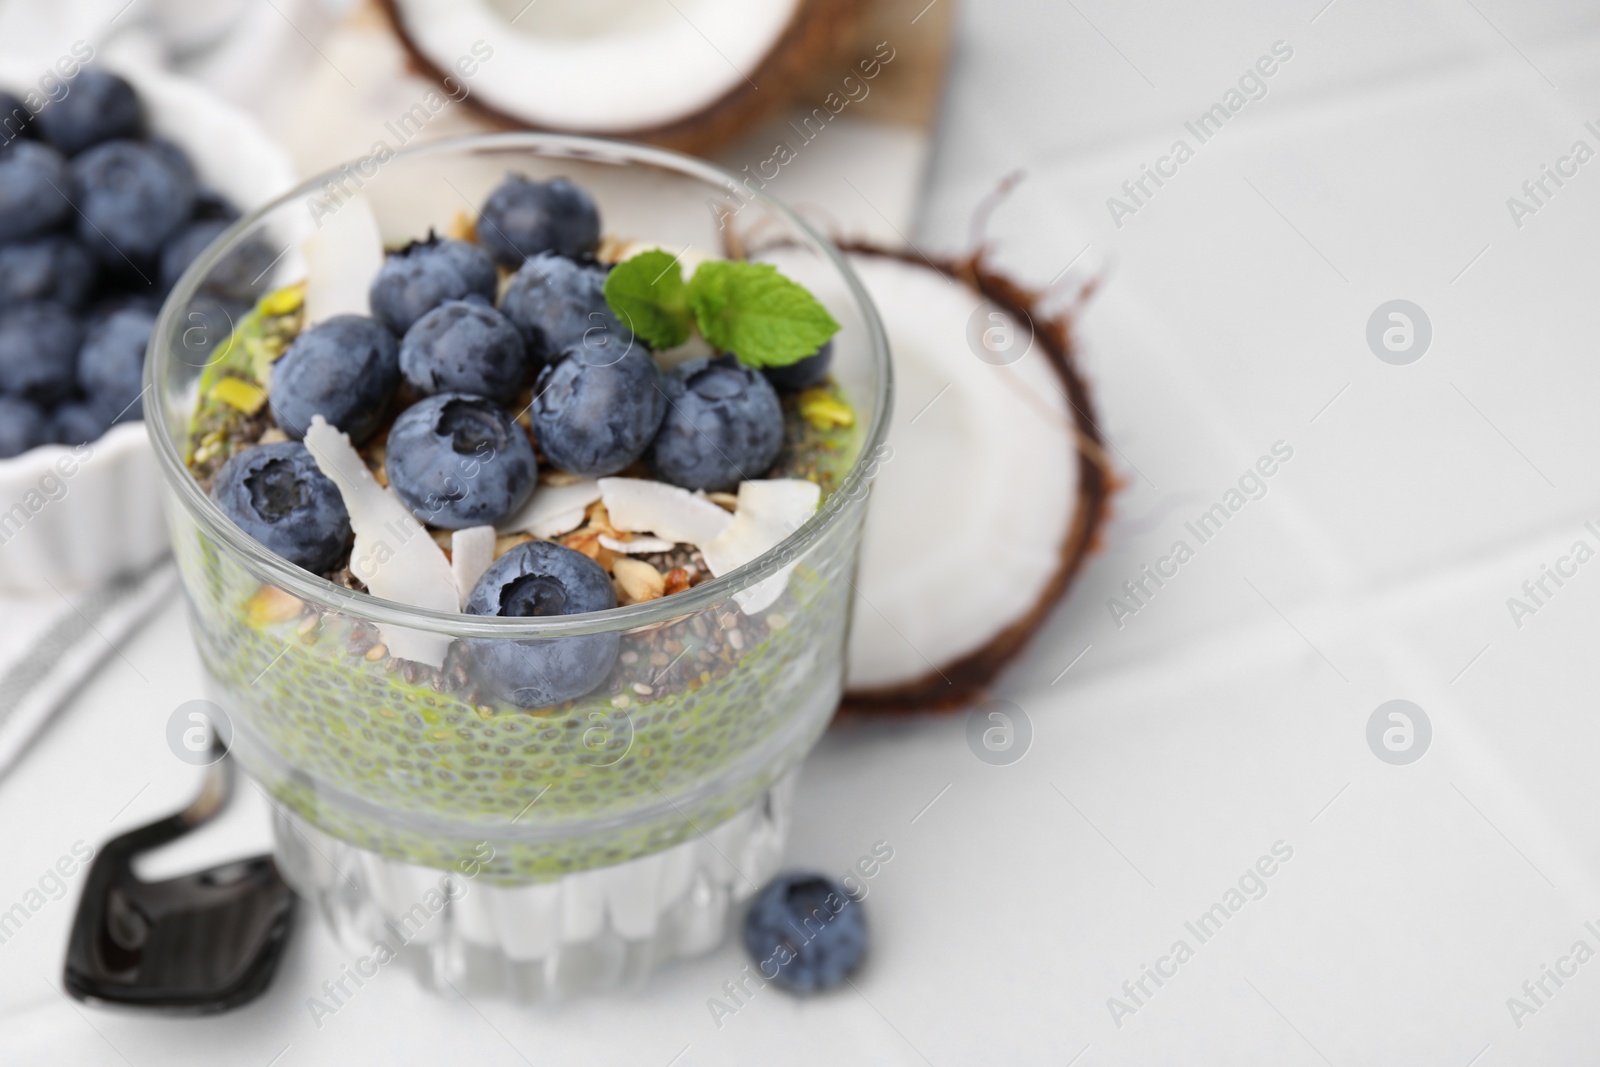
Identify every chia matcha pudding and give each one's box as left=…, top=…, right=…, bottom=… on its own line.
left=149, top=136, right=888, bottom=992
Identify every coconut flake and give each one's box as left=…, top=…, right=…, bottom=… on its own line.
left=498, top=478, right=602, bottom=538
left=304, top=416, right=457, bottom=667
left=301, top=194, right=383, bottom=325
left=599, top=477, right=732, bottom=547
left=451, top=526, right=497, bottom=608
left=599, top=533, right=676, bottom=555
left=701, top=479, right=821, bottom=614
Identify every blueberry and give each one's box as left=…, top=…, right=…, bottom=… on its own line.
left=464, top=540, right=619, bottom=708
left=369, top=236, right=498, bottom=336
left=35, top=69, right=143, bottom=155
left=145, top=139, right=196, bottom=186
left=477, top=175, right=600, bottom=266
left=50, top=400, right=111, bottom=446
left=210, top=441, right=353, bottom=572
left=269, top=315, right=398, bottom=442
left=160, top=218, right=274, bottom=298
left=384, top=392, right=537, bottom=529
left=78, top=308, right=154, bottom=423
left=87, top=287, right=162, bottom=325
left=0, top=303, right=84, bottom=406
left=0, top=141, right=72, bottom=244
left=0, top=235, right=98, bottom=309
left=500, top=252, right=631, bottom=368
left=0, top=396, right=50, bottom=458
left=0, top=91, right=34, bottom=144
left=742, top=873, right=866, bottom=993
left=648, top=355, right=783, bottom=491
left=763, top=339, right=834, bottom=392
left=70, top=140, right=196, bottom=267
left=192, top=189, right=239, bottom=222
left=399, top=300, right=527, bottom=404
left=532, top=347, right=665, bottom=477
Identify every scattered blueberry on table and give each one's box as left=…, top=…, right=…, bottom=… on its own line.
left=743, top=873, right=867, bottom=993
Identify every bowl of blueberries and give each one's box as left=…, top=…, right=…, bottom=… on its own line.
left=0, top=57, right=293, bottom=591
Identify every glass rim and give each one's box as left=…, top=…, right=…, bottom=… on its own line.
left=146, top=131, right=892, bottom=639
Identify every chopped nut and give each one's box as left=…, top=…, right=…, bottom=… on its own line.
left=211, top=377, right=267, bottom=415
left=258, top=284, right=305, bottom=318
left=246, top=585, right=304, bottom=626
left=596, top=234, right=634, bottom=264
left=798, top=387, right=855, bottom=430
left=494, top=533, right=533, bottom=558
left=447, top=209, right=476, bottom=243
left=663, top=567, right=692, bottom=596
left=365, top=643, right=388, bottom=661
left=588, top=502, right=620, bottom=537
left=542, top=469, right=584, bottom=487
left=707, top=491, right=739, bottom=512
left=259, top=427, right=289, bottom=445
left=613, top=557, right=666, bottom=603
left=562, top=529, right=603, bottom=560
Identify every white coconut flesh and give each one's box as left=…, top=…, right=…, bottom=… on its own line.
left=304, top=416, right=459, bottom=668
left=451, top=525, right=498, bottom=606
left=842, top=254, right=1081, bottom=695
left=391, top=0, right=800, bottom=132
left=299, top=193, right=383, bottom=326
left=701, top=478, right=820, bottom=613
left=600, top=477, right=732, bottom=546
left=498, top=478, right=603, bottom=538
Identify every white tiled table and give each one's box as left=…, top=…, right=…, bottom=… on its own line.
left=9, top=1, right=1600, bottom=1063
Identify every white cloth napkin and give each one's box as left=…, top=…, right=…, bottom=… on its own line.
left=0, top=559, right=176, bottom=781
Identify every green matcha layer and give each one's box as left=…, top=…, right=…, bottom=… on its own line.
left=176, top=289, right=867, bottom=879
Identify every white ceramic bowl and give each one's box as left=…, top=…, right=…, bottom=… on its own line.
left=0, top=57, right=294, bottom=592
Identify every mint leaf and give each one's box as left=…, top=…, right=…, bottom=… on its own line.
left=602, top=250, right=691, bottom=350
left=687, top=260, right=841, bottom=368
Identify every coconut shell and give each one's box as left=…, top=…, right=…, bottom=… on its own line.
left=838, top=245, right=1113, bottom=715
left=378, top=0, right=864, bottom=156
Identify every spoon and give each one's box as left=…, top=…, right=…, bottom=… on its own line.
left=63, top=748, right=297, bottom=1012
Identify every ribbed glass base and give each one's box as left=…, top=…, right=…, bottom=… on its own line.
left=272, top=771, right=795, bottom=1001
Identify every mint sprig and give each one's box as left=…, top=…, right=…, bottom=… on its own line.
left=602, top=253, right=840, bottom=368
left=602, top=250, right=691, bottom=351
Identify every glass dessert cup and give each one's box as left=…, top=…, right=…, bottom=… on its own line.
left=146, top=134, right=890, bottom=1001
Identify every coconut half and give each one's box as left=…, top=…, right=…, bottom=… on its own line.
left=838, top=248, right=1110, bottom=714
left=380, top=0, right=860, bottom=154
